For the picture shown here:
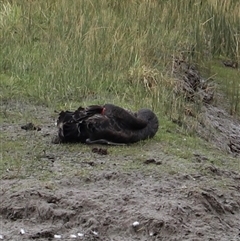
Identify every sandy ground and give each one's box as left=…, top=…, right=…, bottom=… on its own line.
left=1, top=101, right=240, bottom=241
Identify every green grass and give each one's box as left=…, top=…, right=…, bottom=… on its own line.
left=209, top=60, right=240, bottom=116
left=1, top=0, right=239, bottom=112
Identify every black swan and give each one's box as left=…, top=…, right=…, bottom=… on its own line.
left=54, top=104, right=159, bottom=145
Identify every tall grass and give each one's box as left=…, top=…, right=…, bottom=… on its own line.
left=0, top=0, right=239, bottom=116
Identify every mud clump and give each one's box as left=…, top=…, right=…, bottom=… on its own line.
left=30, top=230, right=55, bottom=239
left=173, top=57, right=214, bottom=104
left=144, top=158, right=162, bottom=165
left=222, top=60, right=238, bottom=69
left=21, top=122, right=41, bottom=131
left=92, top=147, right=108, bottom=155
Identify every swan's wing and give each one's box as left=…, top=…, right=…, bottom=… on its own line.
left=56, top=105, right=104, bottom=143
left=103, top=104, right=147, bottom=129
left=57, top=111, right=75, bottom=127
left=85, top=115, right=137, bottom=144
left=73, top=105, right=104, bottom=122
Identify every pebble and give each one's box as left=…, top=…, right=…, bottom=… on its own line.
left=132, top=221, right=140, bottom=227
left=70, top=234, right=77, bottom=238
left=54, top=234, right=62, bottom=239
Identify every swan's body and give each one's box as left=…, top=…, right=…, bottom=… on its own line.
left=55, top=104, right=159, bottom=145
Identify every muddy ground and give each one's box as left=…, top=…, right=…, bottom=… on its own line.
left=1, top=101, right=240, bottom=241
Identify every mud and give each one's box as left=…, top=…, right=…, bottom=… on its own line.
left=172, top=57, right=240, bottom=156
left=1, top=100, right=240, bottom=240
left=1, top=170, right=240, bottom=241
left=197, top=105, right=240, bottom=156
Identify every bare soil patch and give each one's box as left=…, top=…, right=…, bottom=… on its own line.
left=1, top=100, right=240, bottom=240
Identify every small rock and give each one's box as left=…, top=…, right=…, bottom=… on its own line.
left=0, top=234, right=4, bottom=239
left=54, top=234, right=62, bottom=239
left=20, top=229, right=25, bottom=235
left=70, top=234, right=77, bottom=238
left=132, top=221, right=140, bottom=227
left=77, top=233, right=84, bottom=237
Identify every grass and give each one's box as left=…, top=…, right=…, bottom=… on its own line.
left=209, top=60, right=240, bottom=116
left=0, top=0, right=240, bottom=180
left=1, top=0, right=239, bottom=111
